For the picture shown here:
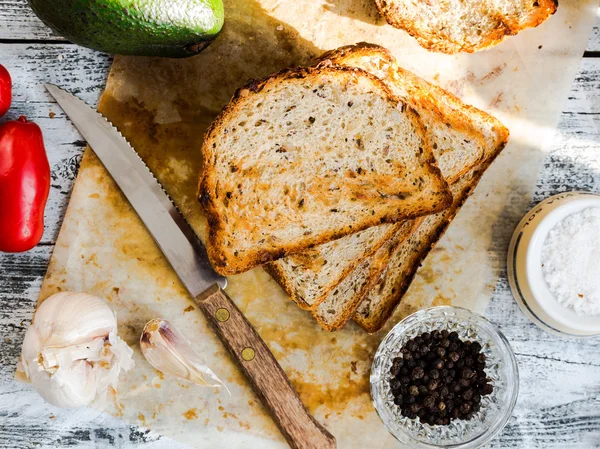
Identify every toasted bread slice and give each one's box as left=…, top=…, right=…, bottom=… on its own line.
left=265, top=221, right=400, bottom=309
left=312, top=219, right=419, bottom=331
left=375, top=0, right=558, bottom=54
left=200, top=66, right=451, bottom=275
left=267, top=44, right=485, bottom=311
left=353, top=101, right=509, bottom=333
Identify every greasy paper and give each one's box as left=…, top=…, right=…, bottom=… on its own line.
left=34, top=1, right=597, bottom=448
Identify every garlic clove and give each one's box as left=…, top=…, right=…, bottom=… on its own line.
left=18, top=291, right=134, bottom=408
left=140, top=319, right=226, bottom=389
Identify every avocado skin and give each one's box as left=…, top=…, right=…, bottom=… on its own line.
left=28, top=0, right=224, bottom=58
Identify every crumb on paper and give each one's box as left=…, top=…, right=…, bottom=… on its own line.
left=183, top=408, right=198, bottom=420
left=480, top=63, right=506, bottom=83
left=183, top=305, right=195, bottom=313
left=489, top=92, right=504, bottom=109
left=49, top=111, right=55, bottom=118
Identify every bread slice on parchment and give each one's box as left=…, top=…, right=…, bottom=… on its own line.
left=353, top=86, right=510, bottom=333
left=199, top=66, right=451, bottom=275
left=307, top=43, right=504, bottom=330
left=268, top=42, right=488, bottom=323
left=311, top=219, right=421, bottom=330
left=375, top=0, right=558, bottom=54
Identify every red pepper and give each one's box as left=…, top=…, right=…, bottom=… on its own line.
left=0, top=64, right=11, bottom=118
left=0, top=117, right=50, bottom=252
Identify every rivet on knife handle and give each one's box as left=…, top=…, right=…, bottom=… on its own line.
left=195, top=284, right=337, bottom=449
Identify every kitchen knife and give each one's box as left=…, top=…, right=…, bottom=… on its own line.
left=46, top=84, right=336, bottom=449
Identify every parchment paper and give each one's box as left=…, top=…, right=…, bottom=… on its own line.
left=34, top=1, right=597, bottom=448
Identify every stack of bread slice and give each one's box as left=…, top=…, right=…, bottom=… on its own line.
left=200, top=43, right=508, bottom=333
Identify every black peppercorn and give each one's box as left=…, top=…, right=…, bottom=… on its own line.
left=459, top=378, right=471, bottom=388
left=428, top=379, right=440, bottom=391
left=412, top=366, right=425, bottom=380
left=423, top=395, right=435, bottom=409
left=462, top=368, right=475, bottom=379
left=482, top=383, right=494, bottom=395
left=410, top=403, right=421, bottom=414
left=463, top=389, right=474, bottom=401
left=389, top=330, right=493, bottom=426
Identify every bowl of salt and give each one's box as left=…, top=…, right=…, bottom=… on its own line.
left=507, top=191, right=600, bottom=337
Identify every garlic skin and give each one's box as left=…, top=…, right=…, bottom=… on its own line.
left=18, top=292, right=134, bottom=408
left=141, top=319, right=225, bottom=389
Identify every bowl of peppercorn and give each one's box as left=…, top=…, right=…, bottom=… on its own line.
left=370, top=306, right=519, bottom=448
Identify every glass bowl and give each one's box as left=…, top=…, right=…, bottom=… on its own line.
left=370, top=306, right=519, bottom=448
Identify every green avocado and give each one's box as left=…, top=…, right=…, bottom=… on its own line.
left=28, top=0, right=224, bottom=58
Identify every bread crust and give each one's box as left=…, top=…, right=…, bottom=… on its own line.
left=199, top=65, right=452, bottom=275
left=311, top=219, right=421, bottom=331
left=374, top=0, right=558, bottom=54
left=317, top=43, right=488, bottom=184
left=354, top=127, right=509, bottom=333
left=265, top=222, right=401, bottom=310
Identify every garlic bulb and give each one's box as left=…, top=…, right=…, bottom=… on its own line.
left=140, top=319, right=226, bottom=389
left=18, top=292, right=134, bottom=408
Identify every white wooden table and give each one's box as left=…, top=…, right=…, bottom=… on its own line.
left=0, top=2, right=599, bottom=448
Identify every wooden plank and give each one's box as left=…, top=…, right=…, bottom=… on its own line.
left=0, top=44, right=111, bottom=243
left=0, top=0, right=65, bottom=41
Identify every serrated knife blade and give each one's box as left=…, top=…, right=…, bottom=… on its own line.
left=45, top=83, right=226, bottom=297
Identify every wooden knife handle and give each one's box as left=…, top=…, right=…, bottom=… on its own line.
left=194, top=284, right=336, bottom=449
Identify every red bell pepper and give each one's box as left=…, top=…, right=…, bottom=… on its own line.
left=0, top=64, right=11, bottom=118
left=0, top=117, right=50, bottom=252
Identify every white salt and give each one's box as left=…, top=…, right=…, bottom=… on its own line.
left=541, top=207, right=600, bottom=316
